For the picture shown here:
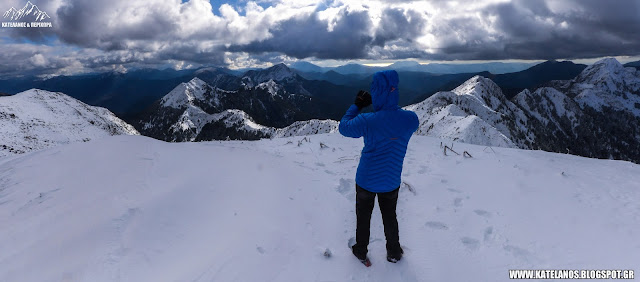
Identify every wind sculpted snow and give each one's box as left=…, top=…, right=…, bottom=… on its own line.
left=1, top=134, right=638, bottom=281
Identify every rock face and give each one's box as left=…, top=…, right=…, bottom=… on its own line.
left=0, top=89, right=139, bottom=157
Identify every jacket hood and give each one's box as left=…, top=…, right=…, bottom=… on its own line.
left=370, top=70, right=400, bottom=111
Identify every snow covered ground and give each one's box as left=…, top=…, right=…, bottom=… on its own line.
left=1, top=134, right=638, bottom=281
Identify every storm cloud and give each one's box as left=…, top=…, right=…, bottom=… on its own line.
left=470, top=0, right=640, bottom=60
left=0, top=0, right=639, bottom=77
left=228, top=9, right=374, bottom=59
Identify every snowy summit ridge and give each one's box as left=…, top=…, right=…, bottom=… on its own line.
left=0, top=89, right=139, bottom=157
left=405, top=75, right=528, bottom=148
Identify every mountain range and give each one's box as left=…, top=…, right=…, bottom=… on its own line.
left=1, top=58, right=638, bottom=163
left=289, top=60, right=536, bottom=75
left=407, top=58, right=640, bottom=162
left=137, top=57, right=639, bottom=163
left=136, top=75, right=339, bottom=142
left=0, top=60, right=585, bottom=121
left=0, top=69, right=195, bottom=118
left=0, top=65, right=359, bottom=122
left=624, top=60, right=640, bottom=70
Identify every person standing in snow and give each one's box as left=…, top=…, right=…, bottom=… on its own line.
left=339, top=70, right=419, bottom=265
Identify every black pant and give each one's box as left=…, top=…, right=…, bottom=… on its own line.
left=352, top=184, right=401, bottom=258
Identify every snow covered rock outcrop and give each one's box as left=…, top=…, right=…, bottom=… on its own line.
left=273, top=119, right=338, bottom=138
left=511, top=87, right=593, bottom=152
left=513, top=87, right=583, bottom=132
left=0, top=89, right=139, bottom=157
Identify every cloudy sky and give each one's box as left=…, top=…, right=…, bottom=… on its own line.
left=1, top=0, right=639, bottom=77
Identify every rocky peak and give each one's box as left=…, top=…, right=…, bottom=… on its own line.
left=452, top=75, right=507, bottom=110
left=160, top=77, right=209, bottom=108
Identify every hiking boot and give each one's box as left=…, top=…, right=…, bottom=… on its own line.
left=351, top=245, right=367, bottom=261
left=386, top=246, right=404, bottom=263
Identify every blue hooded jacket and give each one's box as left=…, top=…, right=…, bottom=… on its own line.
left=339, top=70, right=420, bottom=193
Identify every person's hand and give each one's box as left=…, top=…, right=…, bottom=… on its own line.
left=354, top=90, right=372, bottom=109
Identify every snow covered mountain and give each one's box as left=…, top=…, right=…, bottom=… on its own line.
left=404, top=58, right=640, bottom=163
left=564, top=58, right=640, bottom=116
left=140, top=77, right=337, bottom=142
left=0, top=89, right=139, bottom=157
left=151, top=63, right=357, bottom=126
left=1, top=134, right=638, bottom=281
left=532, top=58, right=640, bottom=161
left=3, top=1, right=50, bottom=21
left=404, top=75, right=530, bottom=148
left=241, top=63, right=302, bottom=88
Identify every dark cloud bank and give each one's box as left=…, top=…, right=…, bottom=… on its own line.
left=1, top=0, right=639, bottom=76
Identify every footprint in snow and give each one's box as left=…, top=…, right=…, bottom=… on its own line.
left=454, top=197, right=464, bottom=207
left=504, top=245, right=535, bottom=263
left=473, top=209, right=492, bottom=218
left=113, top=208, right=140, bottom=234
left=483, top=227, right=494, bottom=242
left=447, top=188, right=462, bottom=193
left=461, top=237, right=480, bottom=251
left=425, top=221, right=449, bottom=230
left=336, top=178, right=356, bottom=200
